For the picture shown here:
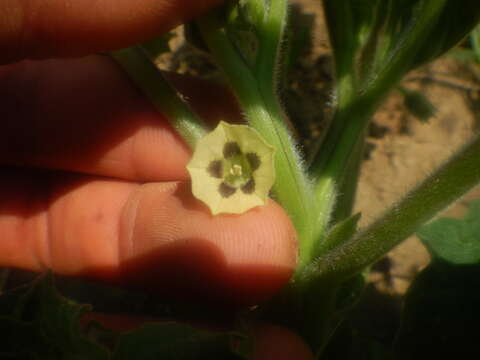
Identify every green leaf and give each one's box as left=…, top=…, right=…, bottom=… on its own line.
left=224, top=0, right=264, bottom=68
left=359, top=0, right=480, bottom=73
left=334, top=273, right=366, bottom=313
left=323, top=0, right=416, bottom=82
left=322, top=213, right=362, bottom=254
left=417, top=199, right=480, bottom=264
left=113, top=322, right=251, bottom=360
left=0, top=273, right=109, bottom=360
left=323, top=322, right=394, bottom=360
left=400, top=199, right=480, bottom=357
left=394, top=262, right=480, bottom=358
left=446, top=47, right=478, bottom=63
left=0, top=317, right=45, bottom=360
left=323, top=0, right=368, bottom=79
left=470, top=24, right=480, bottom=62
left=411, top=0, right=480, bottom=68
left=282, top=6, right=313, bottom=76
left=325, top=0, right=480, bottom=89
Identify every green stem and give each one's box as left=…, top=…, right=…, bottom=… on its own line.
left=359, top=0, right=447, bottom=102
left=197, top=12, right=316, bottom=269
left=312, top=132, right=480, bottom=282
left=322, top=0, right=357, bottom=100
left=330, top=132, right=365, bottom=223
left=309, top=0, right=448, bottom=259
left=255, top=0, right=287, bottom=98
left=312, top=0, right=448, bottom=181
left=310, top=100, right=375, bottom=261
left=261, top=279, right=339, bottom=357
left=110, top=46, right=207, bottom=148
left=300, top=2, right=360, bottom=265
left=362, top=0, right=394, bottom=84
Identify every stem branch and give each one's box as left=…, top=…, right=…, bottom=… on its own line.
left=313, top=132, right=480, bottom=282
left=308, top=0, right=448, bottom=260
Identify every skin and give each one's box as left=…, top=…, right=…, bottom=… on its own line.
left=0, top=1, right=313, bottom=358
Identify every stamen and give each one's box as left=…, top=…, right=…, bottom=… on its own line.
left=230, top=164, right=243, bottom=177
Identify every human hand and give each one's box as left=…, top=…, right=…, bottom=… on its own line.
left=0, top=1, right=311, bottom=358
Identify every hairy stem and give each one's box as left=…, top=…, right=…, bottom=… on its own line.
left=312, top=132, right=480, bottom=282
left=111, top=46, right=207, bottom=148
left=309, top=0, right=448, bottom=260
left=197, top=11, right=317, bottom=269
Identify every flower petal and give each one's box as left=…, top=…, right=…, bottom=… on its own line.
left=187, top=121, right=275, bottom=215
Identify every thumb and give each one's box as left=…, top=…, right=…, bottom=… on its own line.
left=1, top=0, right=223, bottom=64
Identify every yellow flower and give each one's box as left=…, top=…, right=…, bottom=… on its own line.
left=187, top=121, right=275, bottom=215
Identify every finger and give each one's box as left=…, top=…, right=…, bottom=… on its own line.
left=0, top=168, right=297, bottom=305
left=253, top=324, right=314, bottom=360
left=0, top=56, right=241, bottom=182
left=1, top=0, right=223, bottom=64
left=81, top=313, right=313, bottom=360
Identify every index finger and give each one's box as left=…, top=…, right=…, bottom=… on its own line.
left=1, top=0, right=222, bottom=64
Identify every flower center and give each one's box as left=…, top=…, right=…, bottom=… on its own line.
left=230, top=164, right=243, bottom=177
left=205, top=140, right=262, bottom=197
left=224, top=155, right=252, bottom=187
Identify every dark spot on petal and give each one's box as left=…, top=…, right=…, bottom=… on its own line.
left=241, top=178, right=255, bottom=194
left=223, top=142, right=242, bottom=158
left=207, top=160, right=223, bottom=178
left=219, top=182, right=237, bottom=198
left=246, top=152, right=260, bottom=171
